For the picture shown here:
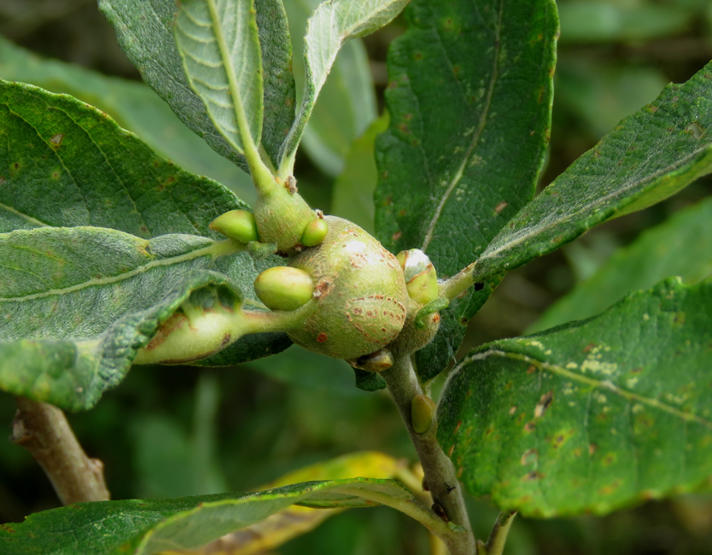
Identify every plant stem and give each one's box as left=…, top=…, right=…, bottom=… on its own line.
left=480, top=511, right=517, bottom=555
left=12, top=397, right=110, bottom=505
left=381, top=355, right=476, bottom=555
left=438, top=262, right=476, bottom=302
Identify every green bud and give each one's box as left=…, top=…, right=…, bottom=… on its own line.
left=209, top=209, right=258, bottom=243
left=254, top=266, right=314, bottom=311
left=253, top=178, right=315, bottom=252
left=301, top=217, right=329, bottom=247
left=397, top=249, right=438, bottom=305
left=411, top=394, right=436, bottom=435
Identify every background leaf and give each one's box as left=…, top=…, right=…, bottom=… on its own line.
left=439, top=277, right=712, bottom=517
left=279, top=0, right=409, bottom=172
left=474, top=61, right=712, bottom=282
left=174, top=0, right=263, bottom=159
left=99, top=0, right=294, bottom=170
left=0, top=479, right=428, bottom=554
left=374, top=0, right=558, bottom=379
left=331, top=114, right=389, bottom=232
left=0, top=36, right=255, bottom=201
left=284, top=0, right=378, bottom=177
left=558, top=1, right=694, bottom=43
left=530, top=196, right=712, bottom=332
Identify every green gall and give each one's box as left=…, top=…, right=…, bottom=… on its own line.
left=209, top=209, right=258, bottom=243
left=287, top=216, right=409, bottom=360
left=253, top=178, right=315, bottom=252
left=397, top=249, right=438, bottom=305
left=254, top=266, right=314, bottom=311
left=411, top=394, right=436, bottom=435
left=134, top=287, right=240, bottom=365
left=301, top=217, right=329, bottom=247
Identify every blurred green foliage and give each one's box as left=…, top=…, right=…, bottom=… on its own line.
left=0, top=0, right=711, bottom=553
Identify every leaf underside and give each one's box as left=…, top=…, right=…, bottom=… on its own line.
left=0, top=81, right=290, bottom=409
left=475, top=60, right=712, bottom=281
left=280, top=0, right=409, bottom=170
left=0, top=478, right=423, bottom=554
left=439, top=277, right=712, bottom=517
left=99, top=0, right=295, bottom=170
left=174, top=0, right=264, bottom=157
left=375, top=0, right=559, bottom=379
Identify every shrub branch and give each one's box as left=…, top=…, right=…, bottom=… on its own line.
left=381, top=355, right=476, bottom=555
left=12, top=397, right=110, bottom=505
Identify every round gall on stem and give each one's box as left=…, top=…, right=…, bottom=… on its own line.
left=287, top=216, right=409, bottom=360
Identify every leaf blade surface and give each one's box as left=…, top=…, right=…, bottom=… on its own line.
left=374, top=0, right=559, bottom=378
left=439, top=278, right=712, bottom=516
left=475, top=61, right=712, bottom=281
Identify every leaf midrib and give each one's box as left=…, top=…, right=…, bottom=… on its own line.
left=420, top=0, right=504, bottom=252
left=458, top=348, right=712, bottom=429
left=478, top=142, right=712, bottom=268
left=0, top=237, right=234, bottom=303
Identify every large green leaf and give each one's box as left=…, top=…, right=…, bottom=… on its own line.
left=0, top=80, right=243, bottom=236
left=0, top=479, right=435, bottom=554
left=531, top=196, right=712, bottom=332
left=0, top=81, right=290, bottom=402
left=0, top=227, right=245, bottom=410
left=174, top=0, right=263, bottom=159
left=439, top=277, right=712, bottom=517
left=285, top=0, right=378, bottom=176
left=0, top=36, right=254, bottom=200
left=474, top=61, right=712, bottom=282
left=99, top=0, right=294, bottom=169
left=374, top=0, right=558, bottom=379
left=279, top=0, right=409, bottom=173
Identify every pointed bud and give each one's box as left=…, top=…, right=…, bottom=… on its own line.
left=301, top=216, right=329, bottom=247
left=209, top=209, right=258, bottom=243
left=397, top=249, right=438, bottom=305
left=352, top=348, right=394, bottom=373
left=254, top=266, right=314, bottom=311
left=411, top=394, right=437, bottom=435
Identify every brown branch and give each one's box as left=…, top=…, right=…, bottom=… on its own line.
left=12, top=397, right=110, bottom=505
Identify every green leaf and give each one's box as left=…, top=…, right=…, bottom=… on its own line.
left=530, top=196, right=712, bottom=332
left=279, top=0, right=409, bottom=173
left=99, top=0, right=294, bottom=169
left=374, top=0, right=558, bottom=379
left=474, top=61, right=712, bottom=282
left=174, top=0, right=263, bottom=159
left=0, top=80, right=291, bottom=372
left=285, top=0, right=378, bottom=176
left=0, top=227, right=247, bottom=410
left=209, top=452, right=409, bottom=554
left=0, top=80, right=244, bottom=236
left=0, top=36, right=255, bottom=201
left=0, top=479, right=434, bottom=554
left=439, top=277, right=712, bottom=517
